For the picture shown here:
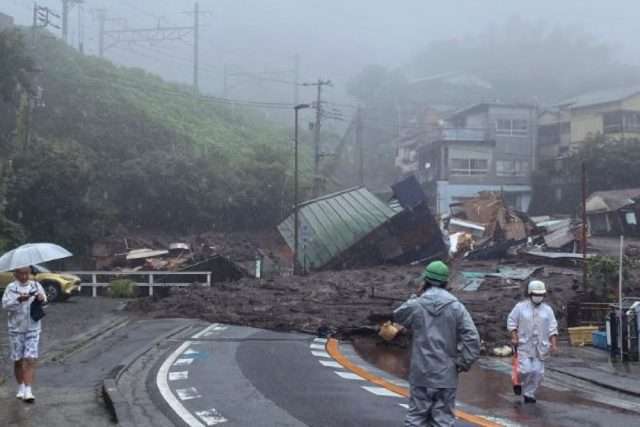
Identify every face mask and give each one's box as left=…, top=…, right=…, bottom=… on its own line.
left=531, top=295, right=544, bottom=305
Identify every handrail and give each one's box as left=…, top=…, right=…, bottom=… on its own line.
left=65, top=270, right=212, bottom=297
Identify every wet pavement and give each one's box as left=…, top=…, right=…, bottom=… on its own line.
left=0, top=297, right=126, bottom=382
left=352, top=336, right=640, bottom=426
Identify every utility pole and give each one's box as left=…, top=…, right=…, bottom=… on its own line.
left=293, top=104, right=311, bottom=275
left=581, top=162, right=588, bottom=289
left=95, top=9, right=106, bottom=57
left=193, top=2, right=200, bottom=93
left=293, top=54, right=300, bottom=105
left=77, top=3, right=84, bottom=54
left=32, top=3, right=61, bottom=45
left=303, top=79, right=332, bottom=197
left=61, top=0, right=83, bottom=44
left=356, top=107, right=364, bottom=186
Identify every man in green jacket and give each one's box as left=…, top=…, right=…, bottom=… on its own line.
left=394, top=261, right=480, bottom=427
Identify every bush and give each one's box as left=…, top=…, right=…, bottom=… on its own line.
left=109, top=279, right=136, bottom=298
left=585, top=255, right=638, bottom=300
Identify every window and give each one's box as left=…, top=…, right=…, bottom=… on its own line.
left=626, top=212, right=637, bottom=225
left=496, top=118, right=528, bottom=136
left=450, top=158, right=488, bottom=176
left=496, top=160, right=529, bottom=176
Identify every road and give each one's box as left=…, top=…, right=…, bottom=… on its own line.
left=151, top=323, right=479, bottom=427
left=3, top=311, right=638, bottom=426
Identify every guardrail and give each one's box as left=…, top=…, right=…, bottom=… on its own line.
left=67, top=270, right=212, bottom=297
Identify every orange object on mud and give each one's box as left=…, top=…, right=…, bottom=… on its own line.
left=512, top=346, right=522, bottom=395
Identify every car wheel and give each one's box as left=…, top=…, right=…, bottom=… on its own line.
left=42, top=282, right=61, bottom=302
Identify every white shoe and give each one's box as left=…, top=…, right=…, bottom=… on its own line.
left=16, top=384, right=25, bottom=400
left=23, top=389, right=35, bottom=403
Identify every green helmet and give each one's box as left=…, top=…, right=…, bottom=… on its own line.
left=421, top=261, right=449, bottom=284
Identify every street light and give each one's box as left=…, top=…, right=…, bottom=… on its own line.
left=293, top=103, right=310, bottom=275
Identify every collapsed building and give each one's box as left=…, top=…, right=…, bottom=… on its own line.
left=278, top=176, right=446, bottom=272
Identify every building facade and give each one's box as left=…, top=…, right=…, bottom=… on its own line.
left=0, top=13, right=14, bottom=31
left=400, top=103, right=537, bottom=215
left=538, top=86, right=640, bottom=165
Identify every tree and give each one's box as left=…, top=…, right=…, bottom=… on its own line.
left=530, top=135, right=640, bottom=214
left=0, top=29, right=33, bottom=250
left=0, top=29, right=35, bottom=103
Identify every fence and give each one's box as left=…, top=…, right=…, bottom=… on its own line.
left=567, top=298, right=640, bottom=327
left=67, top=270, right=212, bottom=297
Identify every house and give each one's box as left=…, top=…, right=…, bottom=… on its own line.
left=538, top=86, right=640, bottom=164
left=277, top=184, right=445, bottom=271
left=409, top=102, right=537, bottom=215
left=0, top=13, right=14, bottom=31
left=585, top=188, right=640, bottom=236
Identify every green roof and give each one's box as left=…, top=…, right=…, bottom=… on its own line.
left=278, top=187, right=398, bottom=270
left=557, top=86, right=640, bottom=110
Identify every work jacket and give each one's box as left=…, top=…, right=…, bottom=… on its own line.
left=2, top=280, right=47, bottom=334
left=507, top=300, right=558, bottom=360
left=394, top=286, right=480, bottom=389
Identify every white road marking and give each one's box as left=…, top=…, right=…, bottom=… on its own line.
left=362, top=386, right=403, bottom=398
left=212, top=325, right=228, bottom=331
left=173, top=358, right=194, bottom=366
left=311, top=350, right=332, bottom=358
left=195, top=408, right=228, bottom=425
left=334, top=371, right=365, bottom=381
left=399, top=403, right=409, bottom=409
left=309, top=343, right=325, bottom=350
left=176, top=387, right=202, bottom=401
left=313, top=338, right=328, bottom=344
left=156, top=337, right=206, bottom=426
left=183, top=348, right=199, bottom=355
left=193, top=324, right=221, bottom=339
left=168, top=371, right=189, bottom=381
left=319, top=360, right=343, bottom=368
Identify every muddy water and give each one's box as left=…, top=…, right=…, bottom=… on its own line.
left=352, top=336, right=640, bottom=427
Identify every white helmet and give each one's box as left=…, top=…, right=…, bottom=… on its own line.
left=528, top=280, right=546, bottom=295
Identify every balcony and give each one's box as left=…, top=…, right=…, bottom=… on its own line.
left=435, top=127, right=489, bottom=142
left=603, top=123, right=640, bottom=134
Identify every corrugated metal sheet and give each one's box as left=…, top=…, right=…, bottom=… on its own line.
left=278, top=187, right=398, bottom=270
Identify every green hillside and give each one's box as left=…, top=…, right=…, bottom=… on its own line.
left=0, top=29, right=306, bottom=252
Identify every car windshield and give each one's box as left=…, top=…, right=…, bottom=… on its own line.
left=32, top=264, right=51, bottom=274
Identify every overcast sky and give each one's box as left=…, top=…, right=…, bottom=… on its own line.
left=4, top=0, right=639, bottom=105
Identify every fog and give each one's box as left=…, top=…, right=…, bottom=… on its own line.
left=4, top=0, right=640, bottom=106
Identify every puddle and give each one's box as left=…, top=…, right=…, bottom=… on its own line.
left=351, top=335, right=639, bottom=427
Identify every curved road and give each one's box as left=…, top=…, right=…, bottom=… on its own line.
left=152, top=323, right=478, bottom=427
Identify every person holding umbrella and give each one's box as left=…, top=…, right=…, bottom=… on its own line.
left=0, top=243, right=72, bottom=403
left=2, top=266, right=47, bottom=402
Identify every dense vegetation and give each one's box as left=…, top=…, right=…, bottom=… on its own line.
left=0, top=29, right=309, bottom=253
left=530, top=135, right=640, bottom=215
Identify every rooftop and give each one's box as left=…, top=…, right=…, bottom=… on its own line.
left=557, top=86, right=640, bottom=110
left=278, top=187, right=398, bottom=270
left=449, top=102, right=536, bottom=119
left=586, top=188, right=640, bottom=213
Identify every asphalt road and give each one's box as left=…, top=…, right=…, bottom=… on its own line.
left=152, top=324, right=477, bottom=427
left=0, top=315, right=190, bottom=427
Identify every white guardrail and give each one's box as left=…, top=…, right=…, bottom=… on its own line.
left=67, top=271, right=212, bottom=297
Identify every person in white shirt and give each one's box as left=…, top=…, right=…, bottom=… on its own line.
left=2, top=266, right=47, bottom=403
left=507, top=280, right=558, bottom=403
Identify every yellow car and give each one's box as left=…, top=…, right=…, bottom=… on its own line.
left=0, top=264, right=81, bottom=302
